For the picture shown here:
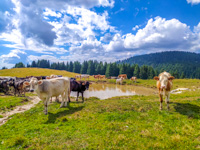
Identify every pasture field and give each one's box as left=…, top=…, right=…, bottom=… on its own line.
left=0, top=68, right=78, bottom=77
left=0, top=68, right=200, bottom=149
left=0, top=78, right=199, bottom=149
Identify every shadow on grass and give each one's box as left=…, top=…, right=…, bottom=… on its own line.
left=174, top=102, right=200, bottom=119
left=45, top=103, right=84, bottom=124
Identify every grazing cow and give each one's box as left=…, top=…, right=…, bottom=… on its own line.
left=0, top=80, right=9, bottom=94
left=93, top=75, right=100, bottom=80
left=99, top=75, right=106, bottom=80
left=110, top=76, right=118, bottom=79
left=130, top=76, right=137, bottom=83
left=116, top=77, right=124, bottom=85
left=68, top=80, right=90, bottom=102
left=9, top=79, right=28, bottom=96
left=154, top=71, right=175, bottom=110
left=24, top=77, right=70, bottom=115
left=118, top=74, right=127, bottom=79
left=80, top=74, right=90, bottom=80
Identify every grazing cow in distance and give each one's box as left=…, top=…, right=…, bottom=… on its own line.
left=75, top=75, right=81, bottom=79
left=93, top=75, right=100, bottom=80
left=24, top=77, right=70, bottom=115
left=68, top=80, right=90, bottom=102
left=80, top=74, right=90, bottom=80
left=116, top=77, right=124, bottom=85
left=130, top=76, right=137, bottom=83
left=99, top=75, right=106, bottom=79
left=110, top=76, right=118, bottom=79
left=154, top=71, right=175, bottom=110
left=118, top=74, right=127, bottom=79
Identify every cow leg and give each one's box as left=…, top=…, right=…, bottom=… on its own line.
left=60, top=93, right=65, bottom=108
left=76, top=92, right=79, bottom=101
left=64, top=89, right=68, bottom=107
left=159, top=93, right=163, bottom=110
left=81, top=92, right=84, bottom=102
left=50, top=97, right=53, bottom=103
left=68, top=90, right=71, bottom=102
left=43, top=97, right=49, bottom=115
left=165, top=93, right=170, bottom=110
left=55, top=96, right=59, bottom=102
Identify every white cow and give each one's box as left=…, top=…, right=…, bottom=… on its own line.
left=24, top=77, right=70, bottom=115
left=116, top=77, right=124, bottom=85
left=80, top=74, right=90, bottom=80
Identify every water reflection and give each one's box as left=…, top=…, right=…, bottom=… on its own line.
left=70, top=83, right=156, bottom=100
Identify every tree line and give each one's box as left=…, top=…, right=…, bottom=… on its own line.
left=118, top=51, right=200, bottom=79
left=10, top=59, right=185, bottom=79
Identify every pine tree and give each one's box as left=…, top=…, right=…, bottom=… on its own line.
left=133, top=64, right=140, bottom=78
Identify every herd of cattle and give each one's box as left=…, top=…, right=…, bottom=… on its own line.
left=0, top=71, right=175, bottom=114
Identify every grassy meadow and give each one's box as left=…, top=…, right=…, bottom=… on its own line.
left=0, top=68, right=200, bottom=149
left=0, top=68, right=78, bottom=77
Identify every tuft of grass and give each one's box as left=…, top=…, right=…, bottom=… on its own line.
left=0, top=96, right=29, bottom=113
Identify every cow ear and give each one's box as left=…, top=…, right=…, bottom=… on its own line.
left=38, top=80, right=43, bottom=85
left=168, top=76, right=175, bottom=80
left=24, top=81, right=30, bottom=86
left=154, top=76, right=159, bottom=80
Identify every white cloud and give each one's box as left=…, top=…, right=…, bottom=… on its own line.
left=132, top=25, right=139, bottom=31
left=187, top=0, right=200, bottom=4
left=43, top=8, right=62, bottom=18
left=124, top=17, right=195, bottom=50
left=0, top=49, right=27, bottom=68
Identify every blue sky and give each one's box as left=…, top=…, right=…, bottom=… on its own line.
left=0, top=0, right=200, bottom=68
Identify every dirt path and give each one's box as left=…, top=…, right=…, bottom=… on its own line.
left=0, top=96, right=41, bottom=126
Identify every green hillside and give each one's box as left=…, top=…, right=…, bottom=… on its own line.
left=118, top=51, right=200, bottom=78
left=0, top=68, right=78, bottom=77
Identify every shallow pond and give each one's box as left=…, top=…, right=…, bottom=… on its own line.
left=70, top=83, right=156, bottom=100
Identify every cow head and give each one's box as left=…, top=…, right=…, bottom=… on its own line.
left=154, top=75, right=175, bottom=90
left=81, top=81, right=90, bottom=90
left=24, top=78, right=43, bottom=92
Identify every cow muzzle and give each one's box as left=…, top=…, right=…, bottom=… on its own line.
left=161, top=85, right=166, bottom=90
left=30, top=89, right=34, bottom=92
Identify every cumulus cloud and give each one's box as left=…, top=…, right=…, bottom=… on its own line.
left=124, top=17, right=195, bottom=51
left=0, top=49, right=27, bottom=68
left=186, top=0, right=200, bottom=5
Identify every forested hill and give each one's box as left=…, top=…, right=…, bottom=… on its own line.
left=118, top=51, right=200, bottom=78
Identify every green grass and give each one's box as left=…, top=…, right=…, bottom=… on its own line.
left=0, top=89, right=200, bottom=149
left=0, top=95, right=30, bottom=113
left=0, top=68, right=200, bottom=149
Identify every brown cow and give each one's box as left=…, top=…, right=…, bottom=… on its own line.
left=130, top=76, right=137, bottom=83
left=118, top=74, right=127, bottom=79
left=99, top=75, right=106, bottom=79
left=93, top=75, right=100, bottom=80
left=154, top=71, right=175, bottom=110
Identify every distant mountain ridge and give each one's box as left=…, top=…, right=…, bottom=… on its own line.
left=118, top=51, right=200, bottom=78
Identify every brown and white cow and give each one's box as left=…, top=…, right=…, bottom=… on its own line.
left=154, top=71, right=175, bottom=110
left=24, top=77, right=70, bottom=115
left=130, top=76, right=137, bottom=83
left=118, top=74, right=127, bottom=79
